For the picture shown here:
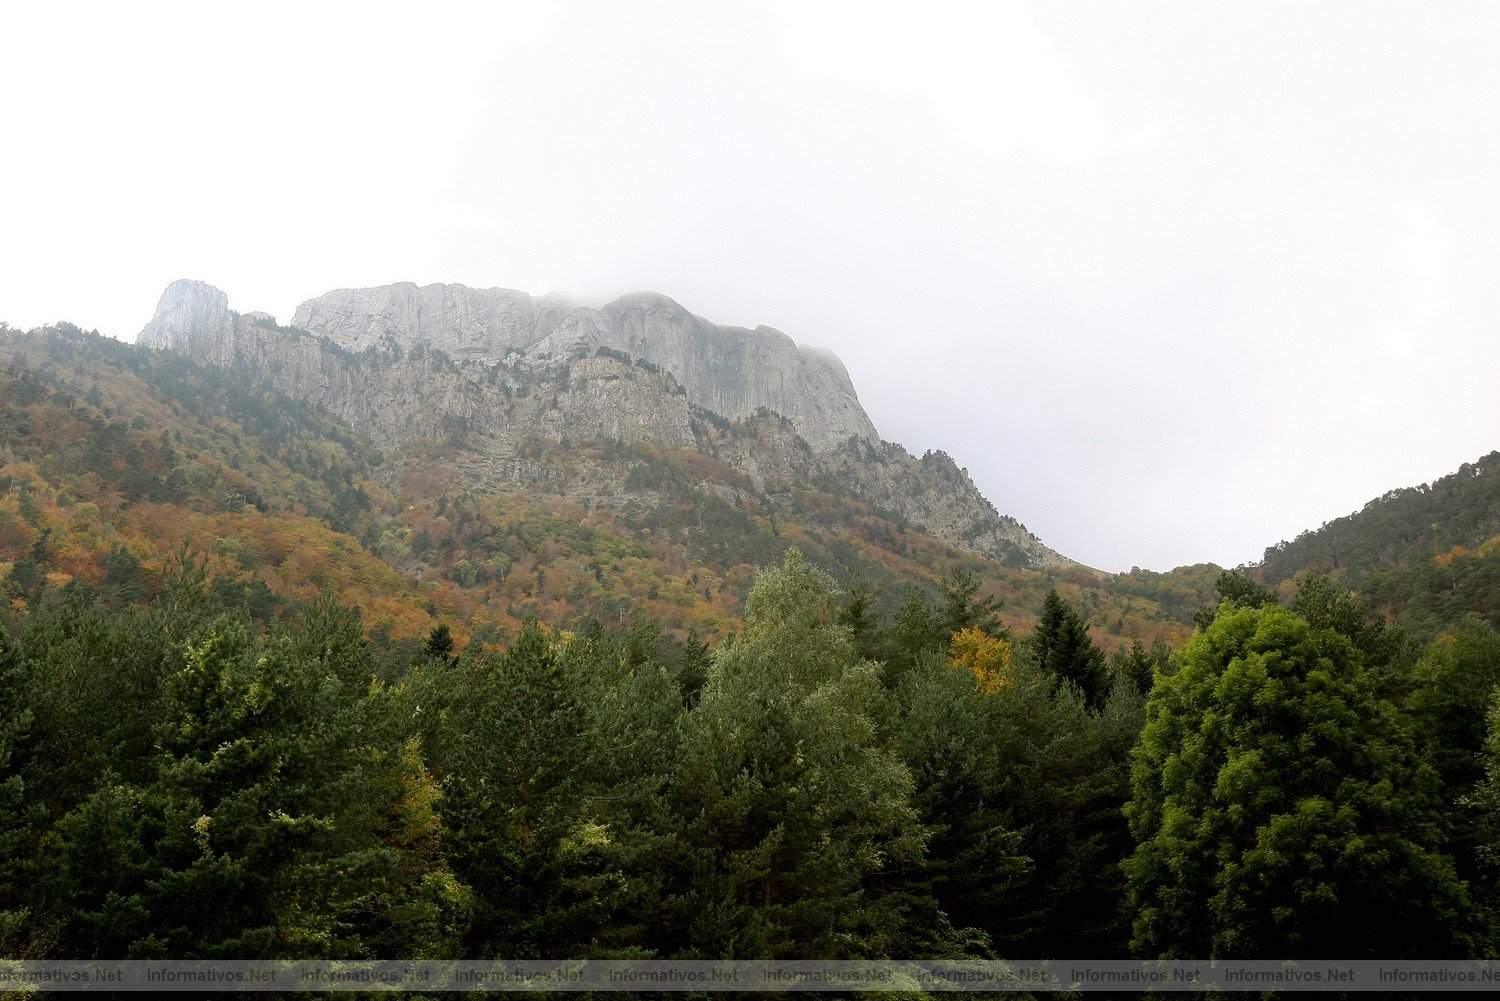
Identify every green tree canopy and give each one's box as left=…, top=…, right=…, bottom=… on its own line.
left=1124, top=603, right=1479, bottom=958
left=939, top=566, right=1007, bottom=639
left=668, top=549, right=925, bottom=957
left=1193, top=571, right=1277, bottom=630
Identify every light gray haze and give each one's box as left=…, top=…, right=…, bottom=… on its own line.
left=3, top=1, right=1497, bottom=572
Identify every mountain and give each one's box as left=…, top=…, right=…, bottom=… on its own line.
left=139, top=279, right=1074, bottom=572
left=5, top=321, right=1494, bottom=972
left=24, top=280, right=1493, bottom=656
left=6, top=292, right=1496, bottom=969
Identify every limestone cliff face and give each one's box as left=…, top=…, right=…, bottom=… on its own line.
left=289, top=283, right=583, bottom=360
left=826, top=442, right=1075, bottom=570
left=139, top=280, right=1077, bottom=570
left=290, top=283, right=877, bottom=453
left=139, top=280, right=240, bottom=364
left=596, top=293, right=878, bottom=453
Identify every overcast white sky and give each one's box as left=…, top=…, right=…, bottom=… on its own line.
left=3, top=1, right=1497, bottom=572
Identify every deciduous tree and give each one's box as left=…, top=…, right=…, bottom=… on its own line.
left=1125, top=604, right=1479, bottom=958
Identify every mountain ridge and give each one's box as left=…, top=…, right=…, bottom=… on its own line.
left=139, top=278, right=1078, bottom=572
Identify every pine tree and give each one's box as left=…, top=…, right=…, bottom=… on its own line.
left=1463, top=686, right=1500, bottom=944
left=32, top=595, right=469, bottom=959
left=1110, top=639, right=1168, bottom=695
left=891, top=641, right=1143, bottom=957
left=423, top=623, right=457, bottom=664
left=882, top=585, right=946, bottom=676
left=557, top=623, right=684, bottom=955
left=0, top=629, right=33, bottom=952
left=1193, top=570, right=1277, bottom=630
left=432, top=619, right=587, bottom=956
left=838, top=568, right=882, bottom=662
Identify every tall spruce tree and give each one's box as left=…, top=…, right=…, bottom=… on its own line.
left=882, top=585, right=947, bottom=676
left=25, top=594, right=469, bottom=959
left=939, top=566, right=1007, bottom=639
left=1463, top=686, right=1500, bottom=945
left=1193, top=570, right=1277, bottom=630
left=555, top=621, right=684, bottom=956
left=0, top=629, right=30, bottom=953
left=889, top=641, right=1144, bottom=957
left=838, top=568, right=883, bottom=663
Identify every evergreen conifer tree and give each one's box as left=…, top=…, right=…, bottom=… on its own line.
left=1029, top=589, right=1109, bottom=708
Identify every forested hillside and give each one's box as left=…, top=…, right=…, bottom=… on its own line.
left=1251, top=451, right=1499, bottom=642
left=1259, top=451, right=1500, bottom=586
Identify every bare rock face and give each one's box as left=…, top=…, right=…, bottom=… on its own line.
left=290, top=283, right=878, bottom=453
left=826, top=442, right=1077, bottom=571
left=540, top=356, right=696, bottom=449
left=138, top=280, right=239, bottom=363
left=139, top=281, right=696, bottom=458
left=290, top=282, right=579, bottom=360
left=596, top=293, right=878, bottom=453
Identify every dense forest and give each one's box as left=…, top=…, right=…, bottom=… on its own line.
left=1255, top=449, right=1500, bottom=643
left=2, top=549, right=1498, bottom=961
left=3, top=321, right=1499, bottom=963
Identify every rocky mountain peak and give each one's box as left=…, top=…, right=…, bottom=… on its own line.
left=289, top=282, right=579, bottom=360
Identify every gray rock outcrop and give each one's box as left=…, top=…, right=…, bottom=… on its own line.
left=597, top=292, right=877, bottom=454
left=138, top=280, right=241, bottom=364
left=289, top=283, right=878, bottom=453
left=140, top=280, right=697, bottom=457
left=289, top=283, right=581, bottom=361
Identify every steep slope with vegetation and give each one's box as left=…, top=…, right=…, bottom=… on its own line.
left=1259, top=451, right=1499, bottom=585
left=139, top=279, right=1076, bottom=572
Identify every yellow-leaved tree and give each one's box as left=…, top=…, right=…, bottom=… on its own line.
left=949, top=626, right=1012, bottom=693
